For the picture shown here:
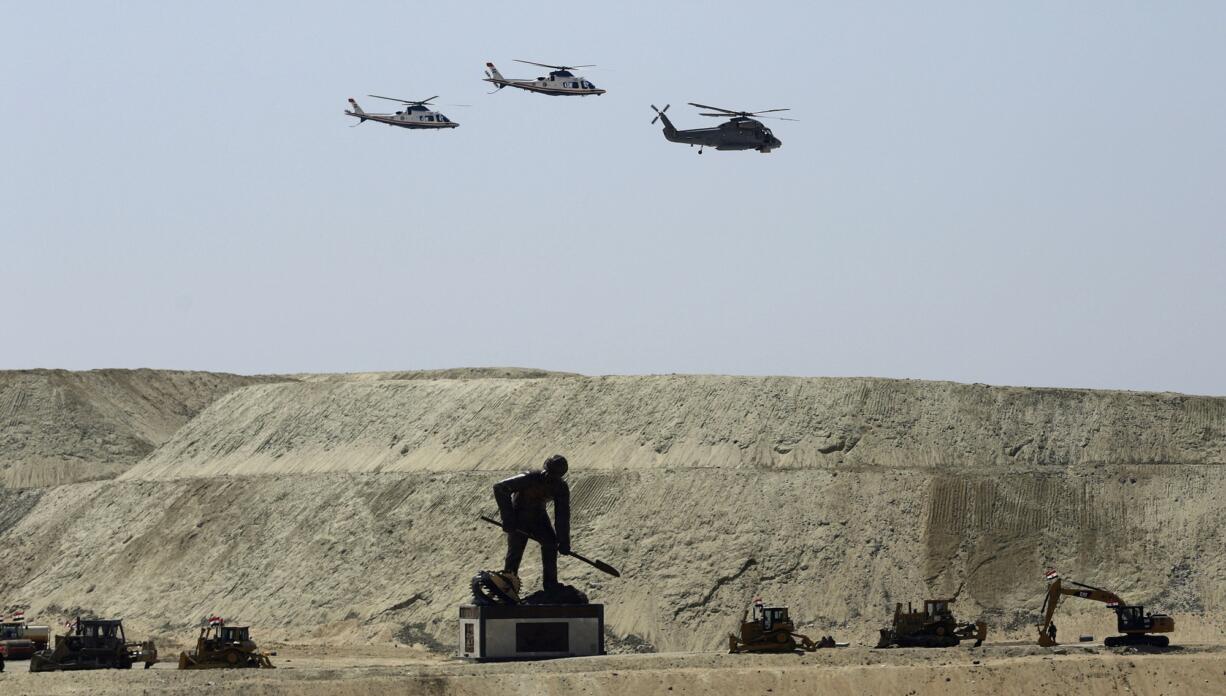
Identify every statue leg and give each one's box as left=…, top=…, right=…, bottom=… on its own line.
left=533, top=518, right=559, bottom=589
left=503, top=529, right=529, bottom=574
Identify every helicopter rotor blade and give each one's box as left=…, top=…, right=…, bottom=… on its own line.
left=368, top=94, right=437, bottom=106
left=749, top=108, right=791, bottom=114
left=688, top=102, right=739, bottom=114
left=368, top=94, right=414, bottom=104
left=515, top=59, right=564, bottom=70
left=651, top=103, right=669, bottom=125
left=514, top=59, right=595, bottom=71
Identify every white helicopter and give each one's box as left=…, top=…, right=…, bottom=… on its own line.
left=345, top=95, right=460, bottom=129
left=483, top=60, right=605, bottom=96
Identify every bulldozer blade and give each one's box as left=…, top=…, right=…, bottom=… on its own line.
left=875, top=629, right=895, bottom=649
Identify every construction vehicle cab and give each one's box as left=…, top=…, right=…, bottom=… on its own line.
left=926, top=600, right=952, bottom=620
left=219, top=625, right=249, bottom=644
left=757, top=605, right=789, bottom=632
left=876, top=598, right=987, bottom=648
left=1114, top=605, right=1174, bottom=637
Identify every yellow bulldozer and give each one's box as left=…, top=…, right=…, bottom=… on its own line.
left=1037, top=573, right=1174, bottom=648
left=178, top=618, right=274, bottom=669
left=728, top=598, right=837, bottom=653
left=875, top=599, right=987, bottom=648
left=29, top=618, right=157, bottom=671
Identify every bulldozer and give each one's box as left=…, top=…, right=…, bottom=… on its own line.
left=29, top=618, right=157, bottom=671
left=178, top=618, right=274, bottom=669
left=1037, top=574, right=1174, bottom=648
left=876, top=599, right=987, bottom=648
left=728, top=598, right=837, bottom=653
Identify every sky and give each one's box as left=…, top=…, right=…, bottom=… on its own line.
left=1, top=2, right=1224, bottom=394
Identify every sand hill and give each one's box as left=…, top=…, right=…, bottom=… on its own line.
left=0, top=369, right=283, bottom=487
left=1, top=371, right=1224, bottom=659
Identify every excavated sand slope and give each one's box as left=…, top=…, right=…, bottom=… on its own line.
left=0, top=369, right=283, bottom=487
left=124, top=375, right=1226, bottom=478
left=1, top=374, right=1225, bottom=655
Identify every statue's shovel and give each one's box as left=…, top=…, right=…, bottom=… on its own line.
left=479, top=515, right=621, bottom=578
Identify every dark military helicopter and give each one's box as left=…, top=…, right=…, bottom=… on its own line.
left=650, top=102, right=795, bottom=154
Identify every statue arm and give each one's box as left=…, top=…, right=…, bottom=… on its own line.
left=554, top=483, right=571, bottom=553
left=493, top=473, right=530, bottom=530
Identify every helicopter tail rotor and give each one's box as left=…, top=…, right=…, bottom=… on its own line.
left=651, top=104, right=670, bottom=125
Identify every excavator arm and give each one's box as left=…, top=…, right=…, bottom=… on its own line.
left=1037, top=578, right=1123, bottom=646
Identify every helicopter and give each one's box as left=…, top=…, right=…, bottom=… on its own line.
left=483, top=60, right=605, bottom=96
left=345, top=95, right=459, bottom=129
left=650, top=103, right=795, bottom=153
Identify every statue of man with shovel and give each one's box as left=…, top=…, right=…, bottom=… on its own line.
left=494, top=454, right=572, bottom=593
left=474, top=455, right=619, bottom=605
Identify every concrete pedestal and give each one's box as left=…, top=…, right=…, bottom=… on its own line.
left=458, top=604, right=604, bottom=661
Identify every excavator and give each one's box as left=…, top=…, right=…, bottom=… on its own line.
left=1037, top=575, right=1174, bottom=648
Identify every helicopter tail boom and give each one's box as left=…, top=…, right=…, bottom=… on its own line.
left=651, top=104, right=676, bottom=134
left=484, top=62, right=506, bottom=84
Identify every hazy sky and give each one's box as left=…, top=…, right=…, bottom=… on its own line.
left=2, top=2, right=1224, bottom=394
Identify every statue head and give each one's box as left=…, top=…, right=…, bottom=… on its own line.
left=543, top=454, right=568, bottom=479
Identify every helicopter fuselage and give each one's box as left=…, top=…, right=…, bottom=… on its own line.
left=346, top=107, right=458, bottom=129
left=658, top=115, right=781, bottom=153
left=485, top=69, right=604, bottom=96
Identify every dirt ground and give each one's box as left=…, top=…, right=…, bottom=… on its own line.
left=2, top=643, right=1225, bottom=695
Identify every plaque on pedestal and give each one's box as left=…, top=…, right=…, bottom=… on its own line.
left=458, top=604, right=605, bottom=661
